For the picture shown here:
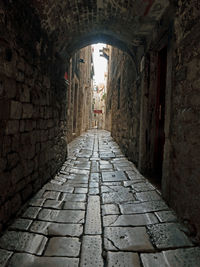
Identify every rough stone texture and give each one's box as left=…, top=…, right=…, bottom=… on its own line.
left=0, top=249, right=13, bottom=267
left=141, top=247, right=200, bottom=267
left=104, top=227, right=154, bottom=252
left=45, top=237, right=80, bottom=257
left=107, top=252, right=140, bottom=267
left=0, top=130, right=199, bottom=265
left=0, top=231, right=47, bottom=255
left=80, top=235, right=103, bottom=267
left=7, top=253, right=79, bottom=267
left=147, top=223, right=193, bottom=249
left=85, top=196, right=102, bottom=234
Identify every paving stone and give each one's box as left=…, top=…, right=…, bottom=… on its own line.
left=100, top=164, right=113, bottom=170
left=85, top=196, right=102, bottom=234
left=120, top=200, right=169, bottom=214
left=68, top=173, right=89, bottom=181
left=38, top=209, right=85, bottom=223
left=63, top=201, right=86, bottom=210
left=0, top=249, right=13, bottom=267
left=103, top=213, right=158, bottom=227
left=43, top=199, right=63, bottom=209
left=100, top=152, right=115, bottom=159
left=131, top=182, right=155, bottom=192
left=135, top=191, right=162, bottom=202
left=80, top=235, right=103, bottom=267
left=141, top=247, right=200, bottom=267
left=69, top=168, right=90, bottom=175
left=7, top=253, right=79, bottom=267
left=0, top=231, right=47, bottom=255
left=42, top=191, right=60, bottom=200
left=107, top=252, right=140, bottom=267
left=45, top=237, right=80, bottom=256
left=155, top=210, right=177, bottom=222
left=62, top=193, right=86, bottom=202
left=74, top=187, right=88, bottom=194
left=89, top=187, right=99, bottom=194
left=73, top=161, right=91, bottom=170
left=48, top=223, right=83, bottom=237
left=104, top=227, right=154, bottom=251
left=102, top=191, right=135, bottom=204
left=103, top=182, right=122, bottom=186
left=30, top=220, right=51, bottom=235
left=30, top=221, right=82, bottom=237
left=102, top=171, right=127, bottom=182
left=102, top=204, right=120, bottom=215
left=29, top=198, right=45, bottom=207
left=126, top=170, right=145, bottom=181
left=89, top=181, right=99, bottom=187
left=21, top=207, right=41, bottom=219
left=147, top=223, right=194, bottom=249
left=43, top=183, right=74, bottom=193
left=65, top=183, right=88, bottom=188
left=66, top=179, right=88, bottom=184
left=9, top=218, right=32, bottom=231
left=90, top=173, right=100, bottom=181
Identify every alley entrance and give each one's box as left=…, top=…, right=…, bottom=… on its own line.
left=0, top=130, right=198, bottom=266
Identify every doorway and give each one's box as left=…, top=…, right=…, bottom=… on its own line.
left=154, top=46, right=167, bottom=181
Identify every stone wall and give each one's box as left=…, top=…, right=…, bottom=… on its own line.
left=0, top=1, right=68, bottom=230
left=66, top=46, right=93, bottom=143
left=106, top=46, right=141, bottom=165
left=162, top=0, right=200, bottom=240
left=106, top=2, right=200, bottom=240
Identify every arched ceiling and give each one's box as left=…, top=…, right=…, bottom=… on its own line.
left=31, top=0, right=170, bottom=58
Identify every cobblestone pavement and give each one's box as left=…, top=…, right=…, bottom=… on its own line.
left=0, top=130, right=200, bottom=267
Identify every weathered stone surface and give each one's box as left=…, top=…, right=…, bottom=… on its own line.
left=10, top=218, right=32, bottom=231
left=42, top=191, right=60, bottom=200
left=43, top=183, right=74, bottom=193
left=104, top=227, right=154, bottom=251
left=85, top=196, right=101, bottom=234
left=74, top=187, right=88, bottom=194
left=38, top=209, right=85, bottom=223
left=8, top=253, right=79, bottom=267
left=0, top=231, right=47, bottom=255
left=80, top=236, right=103, bottom=267
left=120, top=201, right=168, bottom=214
left=107, top=252, right=140, bottom=267
left=141, top=247, right=200, bottom=267
left=155, top=210, right=177, bottom=223
left=43, top=200, right=63, bottom=209
left=135, top=191, right=162, bottom=202
left=102, top=191, right=135, bottom=204
left=21, top=207, right=41, bottom=219
left=63, top=201, right=86, bottom=210
left=62, top=193, right=86, bottom=202
left=102, top=204, right=120, bottom=215
left=0, top=249, right=13, bottom=267
left=89, top=187, right=99, bottom=194
left=131, top=182, right=155, bottom=192
left=102, top=171, right=127, bottom=182
left=45, top=237, right=80, bottom=256
left=103, top=213, right=158, bottom=227
left=147, top=223, right=193, bottom=249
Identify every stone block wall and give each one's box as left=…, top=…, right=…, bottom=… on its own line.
left=106, top=47, right=141, bottom=165
left=162, top=0, right=200, bottom=240
left=67, top=46, right=93, bottom=143
left=0, top=1, right=68, bottom=230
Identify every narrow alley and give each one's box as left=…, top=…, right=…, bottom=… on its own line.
left=0, top=130, right=199, bottom=266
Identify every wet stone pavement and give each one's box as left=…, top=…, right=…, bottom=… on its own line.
left=0, top=130, right=200, bottom=267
